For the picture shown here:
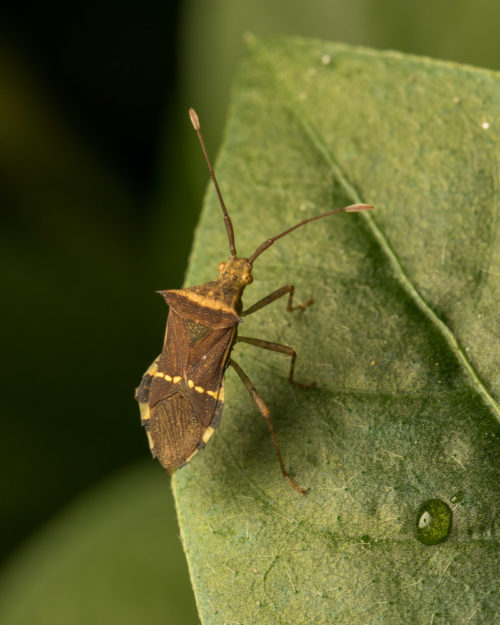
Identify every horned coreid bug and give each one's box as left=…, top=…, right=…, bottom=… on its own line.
left=135, top=108, right=373, bottom=494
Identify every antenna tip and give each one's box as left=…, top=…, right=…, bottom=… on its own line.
left=189, top=108, right=200, bottom=131
left=344, top=203, right=374, bottom=212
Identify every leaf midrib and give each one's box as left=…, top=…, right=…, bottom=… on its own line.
left=252, top=39, right=500, bottom=424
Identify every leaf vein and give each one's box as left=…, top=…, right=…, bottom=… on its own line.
left=256, top=40, right=500, bottom=423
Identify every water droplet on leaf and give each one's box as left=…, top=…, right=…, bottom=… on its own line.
left=415, top=499, right=452, bottom=545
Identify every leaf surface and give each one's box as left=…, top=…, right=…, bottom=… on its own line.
left=0, top=465, right=199, bottom=625
left=173, top=37, right=500, bottom=625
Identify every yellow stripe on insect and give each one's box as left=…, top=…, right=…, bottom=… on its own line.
left=152, top=371, right=175, bottom=382
left=153, top=371, right=174, bottom=382
left=190, top=381, right=219, bottom=397
left=146, top=430, right=155, bottom=450
left=202, top=426, right=216, bottom=444
left=151, top=370, right=218, bottom=399
left=139, top=401, right=151, bottom=422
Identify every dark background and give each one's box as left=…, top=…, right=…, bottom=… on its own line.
left=1, top=0, right=196, bottom=565
left=1, top=0, right=499, bottom=603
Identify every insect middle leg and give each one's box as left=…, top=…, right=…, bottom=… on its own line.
left=229, top=358, right=307, bottom=495
left=241, top=285, right=313, bottom=317
left=235, top=336, right=315, bottom=388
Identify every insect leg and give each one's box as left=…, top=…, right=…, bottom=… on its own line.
left=236, top=336, right=315, bottom=388
left=241, top=285, right=313, bottom=317
left=228, top=358, right=307, bottom=495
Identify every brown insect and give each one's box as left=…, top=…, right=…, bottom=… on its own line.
left=135, top=108, right=373, bottom=494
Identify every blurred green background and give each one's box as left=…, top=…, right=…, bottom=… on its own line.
left=1, top=0, right=499, bottom=622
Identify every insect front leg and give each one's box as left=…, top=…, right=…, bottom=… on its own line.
left=235, top=336, right=315, bottom=388
left=229, top=359, right=307, bottom=495
left=241, top=285, right=313, bottom=317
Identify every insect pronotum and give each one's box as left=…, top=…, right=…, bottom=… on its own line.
left=135, top=108, right=373, bottom=494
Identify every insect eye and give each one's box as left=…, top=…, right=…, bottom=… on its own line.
left=242, top=273, right=252, bottom=284
left=218, top=262, right=226, bottom=273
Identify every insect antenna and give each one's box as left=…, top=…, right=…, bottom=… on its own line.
left=248, top=203, right=373, bottom=264
left=189, top=108, right=237, bottom=257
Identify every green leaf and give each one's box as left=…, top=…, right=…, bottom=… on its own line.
left=173, top=38, right=500, bottom=624
left=0, top=464, right=199, bottom=625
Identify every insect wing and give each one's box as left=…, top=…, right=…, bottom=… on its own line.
left=182, top=318, right=234, bottom=427
left=139, top=306, right=235, bottom=471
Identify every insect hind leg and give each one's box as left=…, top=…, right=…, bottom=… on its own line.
left=229, top=359, right=307, bottom=495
